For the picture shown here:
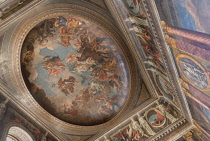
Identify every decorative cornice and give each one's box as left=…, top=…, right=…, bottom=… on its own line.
left=0, top=0, right=45, bottom=30
left=151, top=118, right=187, bottom=141
left=105, top=0, right=159, bottom=99
left=145, top=0, right=193, bottom=121
left=101, top=0, right=194, bottom=140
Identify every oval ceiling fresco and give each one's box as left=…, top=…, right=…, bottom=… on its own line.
left=21, top=15, right=130, bottom=126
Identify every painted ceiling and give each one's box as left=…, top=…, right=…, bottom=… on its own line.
left=21, top=15, right=129, bottom=126
left=0, top=0, right=209, bottom=141
left=155, top=0, right=210, bottom=138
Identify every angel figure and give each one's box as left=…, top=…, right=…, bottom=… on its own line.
left=53, top=76, right=77, bottom=96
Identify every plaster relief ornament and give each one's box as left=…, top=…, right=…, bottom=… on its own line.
left=129, top=16, right=166, bottom=74
left=21, top=15, right=130, bottom=126
left=156, top=103, right=178, bottom=123
left=137, top=115, right=156, bottom=136
left=41, top=133, right=47, bottom=141
left=130, top=119, right=150, bottom=138
left=0, top=99, right=8, bottom=120
left=104, top=137, right=111, bottom=141
left=0, top=103, right=6, bottom=120
left=112, top=125, right=133, bottom=141
left=41, top=136, right=46, bottom=141
left=125, top=2, right=167, bottom=75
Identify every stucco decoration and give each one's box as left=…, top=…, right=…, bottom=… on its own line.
left=7, top=126, right=33, bottom=141
left=20, top=15, right=130, bottom=126
left=155, top=75, right=175, bottom=102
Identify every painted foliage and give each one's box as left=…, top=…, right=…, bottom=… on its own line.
left=156, top=75, right=175, bottom=102
left=124, top=0, right=166, bottom=75
left=21, top=15, right=129, bottom=125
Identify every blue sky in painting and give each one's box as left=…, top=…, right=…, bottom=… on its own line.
left=33, top=43, right=124, bottom=97
left=176, top=0, right=197, bottom=31
left=174, top=0, right=210, bottom=34
left=34, top=45, right=87, bottom=97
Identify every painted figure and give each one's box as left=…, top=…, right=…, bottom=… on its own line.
left=55, top=76, right=77, bottom=96
left=23, top=50, right=34, bottom=66
left=152, top=109, right=165, bottom=126
left=54, top=16, right=67, bottom=27
left=55, top=16, right=81, bottom=47
left=42, top=56, right=66, bottom=77
left=161, top=100, right=179, bottom=118
left=126, top=0, right=139, bottom=14
left=113, top=127, right=132, bottom=141
left=129, top=10, right=166, bottom=74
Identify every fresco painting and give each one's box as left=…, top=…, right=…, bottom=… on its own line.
left=112, top=124, right=149, bottom=141
left=145, top=100, right=179, bottom=131
left=128, top=14, right=166, bottom=75
left=109, top=99, right=180, bottom=141
left=138, top=27, right=160, bottom=58
left=125, top=0, right=139, bottom=14
left=187, top=97, right=210, bottom=135
left=175, top=0, right=210, bottom=34
left=137, top=25, right=166, bottom=74
left=154, top=0, right=210, bottom=137
left=21, top=15, right=130, bottom=126
left=146, top=109, right=166, bottom=127
left=156, top=0, right=210, bottom=34
left=176, top=127, right=209, bottom=141
left=178, top=56, right=209, bottom=90
left=112, top=126, right=132, bottom=141
left=176, top=53, right=210, bottom=135
left=123, top=0, right=167, bottom=76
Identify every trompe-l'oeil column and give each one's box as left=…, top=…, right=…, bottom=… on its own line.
left=161, top=21, right=210, bottom=47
